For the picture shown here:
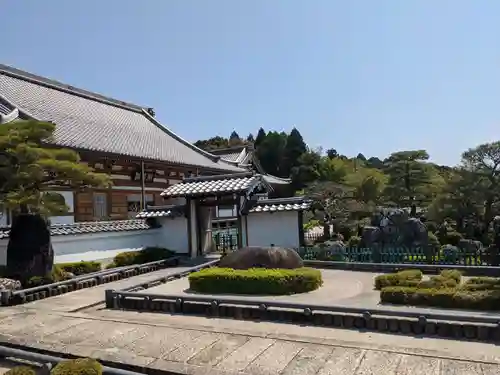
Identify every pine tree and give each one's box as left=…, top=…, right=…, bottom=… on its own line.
left=0, top=120, right=110, bottom=283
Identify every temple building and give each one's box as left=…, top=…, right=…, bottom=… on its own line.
left=0, top=64, right=245, bottom=225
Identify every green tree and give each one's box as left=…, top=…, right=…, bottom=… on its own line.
left=254, top=127, right=266, bottom=148
left=356, top=153, right=367, bottom=161
left=382, top=150, right=440, bottom=216
left=0, top=120, right=110, bottom=282
left=326, top=148, right=338, bottom=159
left=246, top=133, right=255, bottom=142
left=283, top=127, right=307, bottom=176
left=291, top=150, right=322, bottom=188
left=461, top=141, right=500, bottom=233
left=228, top=131, right=242, bottom=146
left=255, top=131, right=287, bottom=177
left=427, top=168, right=483, bottom=235
left=194, top=136, right=229, bottom=150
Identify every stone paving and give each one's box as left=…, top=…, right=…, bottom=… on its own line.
left=0, top=264, right=500, bottom=374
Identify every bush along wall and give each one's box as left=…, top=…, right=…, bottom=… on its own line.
left=378, top=269, right=500, bottom=311
left=106, top=247, right=175, bottom=268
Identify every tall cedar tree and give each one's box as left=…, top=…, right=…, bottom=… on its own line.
left=254, top=127, right=266, bottom=148
left=0, top=120, right=111, bottom=215
left=283, top=128, right=307, bottom=176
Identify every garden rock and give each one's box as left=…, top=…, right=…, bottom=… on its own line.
left=6, top=213, right=54, bottom=283
left=219, top=246, right=304, bottom=269
left=0, top=277, right=21, bottom=291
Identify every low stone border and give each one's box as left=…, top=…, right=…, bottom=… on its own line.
left=304, top=260, right=500, bottom=276
left=106, top=290, right=500, bottom=343
left=0, top=257, right=182, bottom=307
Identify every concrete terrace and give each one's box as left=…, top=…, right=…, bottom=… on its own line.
left=0, top=266, right=499, bottom=374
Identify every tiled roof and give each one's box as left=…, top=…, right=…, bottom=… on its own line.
left=161, top=172, right=268, bottom=198
left=263, top=174, right=292, bottom=185
left=0, top=219, right=152, bottom=239
left=219, top=151, right=242, bottom=163
left=136, top=204, right=186, bottom=219
left=249, top=197, right=312, bottom=213
left=0, top=65, right=243, bottom=173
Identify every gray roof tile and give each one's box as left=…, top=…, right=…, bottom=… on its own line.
left=136, top=204, right=186, bottom=218
left=0, top=99, right=13, bottom=115
left=161, top=172, right=265, bottom=198
left=0, top=219, right=152, bottom=239
left=249, top=197, right=311, bottom=213
left=218, top=151, right=242, bottom=162
left=0, top=65, right=243, bottom=173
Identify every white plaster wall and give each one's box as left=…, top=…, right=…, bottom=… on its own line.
left=49, top=216, right=75, bottom=225
left=0, top=209, right=7, bottom=227
left=246, top=211, right=300, bottom=248
left=156, top=217, right=189, bottom=254
left=0, top=229, right=162, bottom=266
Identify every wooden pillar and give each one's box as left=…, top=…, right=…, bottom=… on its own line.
left=298, top=210, right=305, bottom=247
left=140, top=161, right=146, bottom=210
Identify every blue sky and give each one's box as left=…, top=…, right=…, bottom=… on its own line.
left=2, top=1, right=499, bottom=166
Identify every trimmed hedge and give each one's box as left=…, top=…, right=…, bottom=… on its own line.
left=57, top=261, right=101, bottom=275
left=51, top=358, right=102, bottom=375
left=378, top=268, right=500, bottom=310
left=25, top=261, right=102, bottom=288
left=374, top=269, right=423, bottom=290
left=106, top=246, right=175, bottom=268
left=380, top=286, right=500, bottom=311
left=189, top=267, right=323, bottom=295
left=5, top=367, right=36, bottom=375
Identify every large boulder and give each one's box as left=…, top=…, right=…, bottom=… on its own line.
left=6, top=213, right=54, bottom=284
left=219, top=246, right=304, bottom=269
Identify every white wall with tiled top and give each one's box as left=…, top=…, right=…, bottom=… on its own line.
left=246, top=211, right=300, bottom=248
left=0, top=228, right=163, bottom=266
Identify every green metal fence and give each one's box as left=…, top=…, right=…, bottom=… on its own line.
left=296, top=246, right=496, bottom=266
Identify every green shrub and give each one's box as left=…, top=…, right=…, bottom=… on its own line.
left=374, top=270, right=422, bottom=290
left=25, top=265, right=67, bottom=288
left=439, top=231, right=463, bottom=247
left=418, top=275, right=458, bottom=289
left=51, top=358, right=102, bottom=375
left=440, top=245, right=459, bottom=263
left=188, top=267, right=323, bottom=295
left=112, top=247, right=175, bottom=267
left=428, top=232, right=440, bottom=250
left=57, top=261, right=101, bottom=275
left=380, top=286, right=500, bottom=311
left=440, top=269, right=462, bottom=283
left=346, top=236, right=361, bottom=249
left=460, top=277, right=500, bottom=291
left=5, top=366, right=36, bottom=375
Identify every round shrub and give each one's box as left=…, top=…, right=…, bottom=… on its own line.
left=112, top=247, right=175, bottom=267
left=188, top=267, right=323, bottom=295
left=5, top=366, right=36, bottom=375
left=317, top=240, right=346, bottom=261
left=51, top=358, right=102, bottom=375
left=346, top=236, right=361, bottom=249
left=440, top=245, right=459, bottom=263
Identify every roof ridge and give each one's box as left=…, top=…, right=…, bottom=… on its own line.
left=0, top=64, right=147, bottom=113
